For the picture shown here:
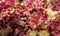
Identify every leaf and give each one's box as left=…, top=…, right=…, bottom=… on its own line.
left=30, top=30, right=37, bottom=36
left=19, top=0, right=23, bottom=2
left=39, top=30, right=50, bottom=36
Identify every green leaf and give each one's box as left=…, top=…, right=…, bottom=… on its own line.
left=30, top=30, right=37, bottom=36
left=19, top=0, right=23, bottom=2
left=39, top=30, right=50, bottom=36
